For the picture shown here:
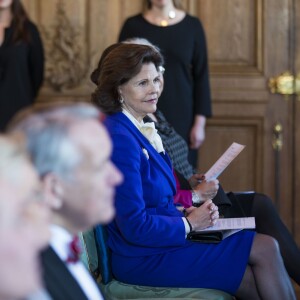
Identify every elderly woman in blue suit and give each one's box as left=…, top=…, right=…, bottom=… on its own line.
left=91, top=43, right=295, bottom=300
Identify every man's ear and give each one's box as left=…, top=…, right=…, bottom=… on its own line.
left=41, top=173, right=64, bottom=210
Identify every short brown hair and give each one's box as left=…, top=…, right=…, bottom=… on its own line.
left=91, top=43, right=164, bottom=114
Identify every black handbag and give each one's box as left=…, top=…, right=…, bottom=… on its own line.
left=187, top=230, right=224, bottom=243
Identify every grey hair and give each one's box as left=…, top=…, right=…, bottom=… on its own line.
left=7, top=102, right=102, bottom=180
left=122, top=37, right=161, bottom=53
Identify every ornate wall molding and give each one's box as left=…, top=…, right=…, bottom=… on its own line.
left=41, top=0, right=90, bottom=91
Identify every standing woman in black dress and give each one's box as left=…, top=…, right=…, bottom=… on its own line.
left=119, top=0, right=212, bottom=167
left=0, top=0, right=44, bottom=131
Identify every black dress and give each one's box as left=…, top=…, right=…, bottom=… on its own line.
left=119, top=14, right=212, bottom=162
left=0, top=20, right=44, bottom=130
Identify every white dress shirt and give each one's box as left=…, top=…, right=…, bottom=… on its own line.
left=50, top=225, right=104, bottom=300
left=26, top=289, right=52, bottom=300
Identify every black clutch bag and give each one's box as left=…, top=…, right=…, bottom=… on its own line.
left=187, top=230, right=224, bottom=244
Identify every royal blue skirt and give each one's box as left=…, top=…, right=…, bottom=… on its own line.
left=112, top=230, right=255, bottom=295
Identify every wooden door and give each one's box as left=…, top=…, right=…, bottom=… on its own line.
left=196, top=0, right=299, bottom=294
left=198, top=0, right=298, bottom=230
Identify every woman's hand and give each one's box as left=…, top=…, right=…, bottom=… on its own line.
left=189, top=115, right=206, bottom=149
left=188, top=173, right=205, bottom=189
left=185, top=200, right=219, bottom=231
left=193, top=178, right=219, bottom=201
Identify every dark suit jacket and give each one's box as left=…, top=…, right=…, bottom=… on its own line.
left=41, top=246, right=104, bottom=300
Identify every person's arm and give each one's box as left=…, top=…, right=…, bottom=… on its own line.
left=173, top=169, right=193, bottom=208
left=190, top=115, right=206, bottom=149
left=192, top=18, right=212, bottom=118
left=28, top=22, right=44, bottom=98
left=110, top=132, right=187, bottom=248
left=172, top=169, right=220, bottom=230
left=174, top=170, right=219, bottom=207
left=190, top=18, right=212, bottom=149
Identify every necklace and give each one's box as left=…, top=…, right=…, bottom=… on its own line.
left=158, top=10, right=176, bottom=27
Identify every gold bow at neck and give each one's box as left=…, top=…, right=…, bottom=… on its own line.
left=139, top=122, right=157, bottom=142
left=139, top=122, right=165, bottom=154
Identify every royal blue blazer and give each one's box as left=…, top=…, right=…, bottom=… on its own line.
left=104, top=112, right=187, bottom=257
left=103, top=113, right=255, bottom=294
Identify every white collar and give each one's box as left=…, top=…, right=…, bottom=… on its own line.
left=49, top=226, right=104, bottom=300
left=122, top=109, right=147, bottom=129
left=50, top=225, right=74, bottom=261
left=122, top=109, right=165, bottom=154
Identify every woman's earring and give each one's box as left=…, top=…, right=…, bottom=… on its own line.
left=120, top=95, right=124, bottom=104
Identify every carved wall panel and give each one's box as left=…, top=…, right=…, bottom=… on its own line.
left=198, top=0, right=263, bottom=74
left=22, top=0, right=266, bottom=100
left=21, top=0, right=205, bottom=103
left=23, top=0, right=93, bottom=101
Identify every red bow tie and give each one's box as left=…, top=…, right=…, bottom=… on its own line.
left=66, top=235, right=82, bottom=263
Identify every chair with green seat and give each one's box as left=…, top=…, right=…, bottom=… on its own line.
left=80, top=226, right=234, bottom=300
